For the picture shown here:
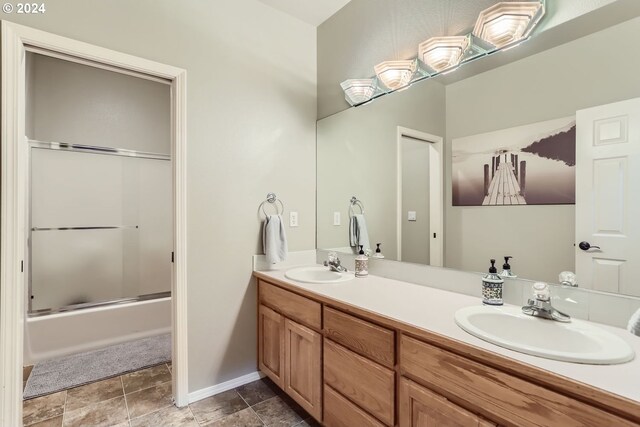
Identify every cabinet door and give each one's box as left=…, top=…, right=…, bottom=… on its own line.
left=399, top=378, right=495, bottom=427
left=284, top=318, right=322, bottom=421
left=258, top=304, right=285, bottom=388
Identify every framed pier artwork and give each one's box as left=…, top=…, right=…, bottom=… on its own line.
left=452, top=116, right=576, bottom=206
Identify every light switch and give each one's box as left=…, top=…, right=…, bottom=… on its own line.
left=289, top=211, right=299, bottom=227
left=333, top=212, right=341, bottom=226
left=408, top=211, right=417, bottom=221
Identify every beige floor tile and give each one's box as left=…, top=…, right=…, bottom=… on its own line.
left=252, top=396, right=304, bottom=427
left=63, top=395, right=128, bottom=427
left=23, top=391, right=66, bottom=426
left=122, top=365, right=172, bottom=394
left=28, top=415, right=63, bottom=427
left=65, top=376, right=124, bottom=412
left=203, top=407, right=264, bottom=427
left=125, top=381, right=173, bottom=419
left=189, top=390, right=248, bottom=425
left=235, top=378, right=277, bottom=406
left=130, top=405, right=197, bottom=427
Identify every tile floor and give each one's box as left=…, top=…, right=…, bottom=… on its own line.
left=23, top=363, right=318, bottom=427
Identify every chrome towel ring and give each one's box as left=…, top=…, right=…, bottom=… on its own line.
left=349, top=196, right=365, bottom=217
left=260, top=192, right=284, bottom=217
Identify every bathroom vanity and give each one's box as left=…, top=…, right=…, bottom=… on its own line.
left=254, top=270, right=640, bottom=427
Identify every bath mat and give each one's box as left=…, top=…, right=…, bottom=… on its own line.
left=24, top=333, right=171, bottom=399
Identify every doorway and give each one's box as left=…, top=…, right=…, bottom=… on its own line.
left=1, top=22, right=188, bottom=426
left=396, top=127, right=444, bottom=266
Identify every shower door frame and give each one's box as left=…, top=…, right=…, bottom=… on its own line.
left=1, top=21, right=189, bottom=425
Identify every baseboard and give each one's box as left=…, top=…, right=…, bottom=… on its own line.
left=188, top=371, right=265, bottom=404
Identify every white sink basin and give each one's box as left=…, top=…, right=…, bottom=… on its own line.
left=455, top=305, right=635, bottom=365
left=285, top=266, right=354, bottom=284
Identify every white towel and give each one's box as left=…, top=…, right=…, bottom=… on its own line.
left=628, top=307, right=640, bottom=337
left=263, top=214, right=288, bottom=264
left=349, top=214, right=370, bottom=253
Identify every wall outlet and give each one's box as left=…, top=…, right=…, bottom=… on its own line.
left=408, top=211, right=417, bottom=221
left=333, top=212, right=341, bottom=226
left=289, top=211, right=299, bottom=227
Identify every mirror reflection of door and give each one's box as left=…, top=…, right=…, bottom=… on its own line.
left=576, top=97, right=640, bottom=297
left=398, top=129, right=443, bottom=266
left=401, top=136, right=430, bottom=264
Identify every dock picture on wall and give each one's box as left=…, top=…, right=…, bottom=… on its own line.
left=452, top=116, right=576, bottom=206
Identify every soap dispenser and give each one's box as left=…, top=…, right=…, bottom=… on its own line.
left=500, top=256, right=517, bottom=278
left=482, top=259, right=504, bottom=306
left=372, top=243, right=385, bottom=259
left=355, top=245, right=369, bottom=277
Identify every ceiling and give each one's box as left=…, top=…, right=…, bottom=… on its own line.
left=257, top=0, right=352, bottom=26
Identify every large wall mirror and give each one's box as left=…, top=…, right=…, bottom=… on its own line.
left=317, top=3, right=640, bottom=297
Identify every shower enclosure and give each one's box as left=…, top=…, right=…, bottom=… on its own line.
left=24, top=50, right=172, bottom=362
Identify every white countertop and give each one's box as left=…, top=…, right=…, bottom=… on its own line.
left=258, top=267, right=640, bottom=403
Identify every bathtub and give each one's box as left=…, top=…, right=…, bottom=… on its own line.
left=24, top=297, right=171, bottom=365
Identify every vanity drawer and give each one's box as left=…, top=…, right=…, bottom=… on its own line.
left=399, top=335, right=635, bottom=427
left=324, top=306, right=395, bottom=368
left=324, top=339, right=395, bottom=426
left=258, top=280, right=321, bottom=330
left=324, top=384, right=386, bottom=427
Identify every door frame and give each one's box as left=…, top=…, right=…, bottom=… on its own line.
left=396, top=127, right=444, bottom=266
left=1, top=21, right=189, bottom=425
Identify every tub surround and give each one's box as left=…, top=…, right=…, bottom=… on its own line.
left=24, top=298, right=171, bottom=365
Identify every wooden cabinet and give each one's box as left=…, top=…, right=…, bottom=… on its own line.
left=324, top=339, right=395, bottom=425
left=284, top=319, right=322, bottom=420
left=258, top=304, right=284, bottom=388
left=255, top=274, right=640, bottom=427
left=399, top=378, right=495, bottom=427
left=258, top=281, right=322, bottom=422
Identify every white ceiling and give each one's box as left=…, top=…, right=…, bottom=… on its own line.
left=258, top=0, right=352, bottom=26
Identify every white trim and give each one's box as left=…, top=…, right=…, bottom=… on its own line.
left=0, top=22, right=189, bottom=425
left=396, top=127, right=444, bottom=267
left=188, top=371, right=265, bottom=404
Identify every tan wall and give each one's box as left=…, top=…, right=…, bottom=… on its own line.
left=5, top=0, right=317, bottom=392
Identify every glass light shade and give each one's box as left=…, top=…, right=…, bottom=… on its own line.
left=418, top=36, right=470, bottom=72
left=374, top=60, right=417, bottom=90
left=340, top=78, right=378, bottom=105
left=473, top=1, right=544, bottom=49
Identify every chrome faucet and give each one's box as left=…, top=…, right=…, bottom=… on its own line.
left=522, top=282, right=571, bottom=323
left=323, top=252, right=347, bottom=273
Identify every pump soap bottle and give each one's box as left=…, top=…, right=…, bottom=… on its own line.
left=482, top=259, right=504, bottom=305
left=355, top=245, right=369, bottom=277
left=372, top=243, right=385, bottom=259
left=500, top=256, right=517, bottom=278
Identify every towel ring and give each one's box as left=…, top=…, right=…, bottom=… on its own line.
left=349, top=196, right=365, bottom=217
left=260, top=192, right=284, bottom=217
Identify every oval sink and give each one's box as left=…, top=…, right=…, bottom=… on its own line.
left=455, top=305, right=635, bottom=365
left=285, top=266, right=354, bottom=284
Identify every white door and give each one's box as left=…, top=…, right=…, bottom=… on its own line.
left=576, top=98, right=640, bottom=297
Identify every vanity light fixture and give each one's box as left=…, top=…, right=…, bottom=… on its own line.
left=341, top=0, right=544, bottom=107
left=473, top=1, right=545, bottom=49
left=374, top=60, right=417, bottom=91
left=418, top=35, right=470, bottom=73
left=340, top=78, right=378, bottom=105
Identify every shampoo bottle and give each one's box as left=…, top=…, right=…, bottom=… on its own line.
left=355, top=245, right=369, bottom=277
left=482, top=259, right=504, bottom=305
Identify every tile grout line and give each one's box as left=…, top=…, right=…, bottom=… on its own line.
left=126, top=380, right=174, bottom=424
left=121, top=376, right=132, bottom=426
left=235, top=390, right=268, bottom=427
